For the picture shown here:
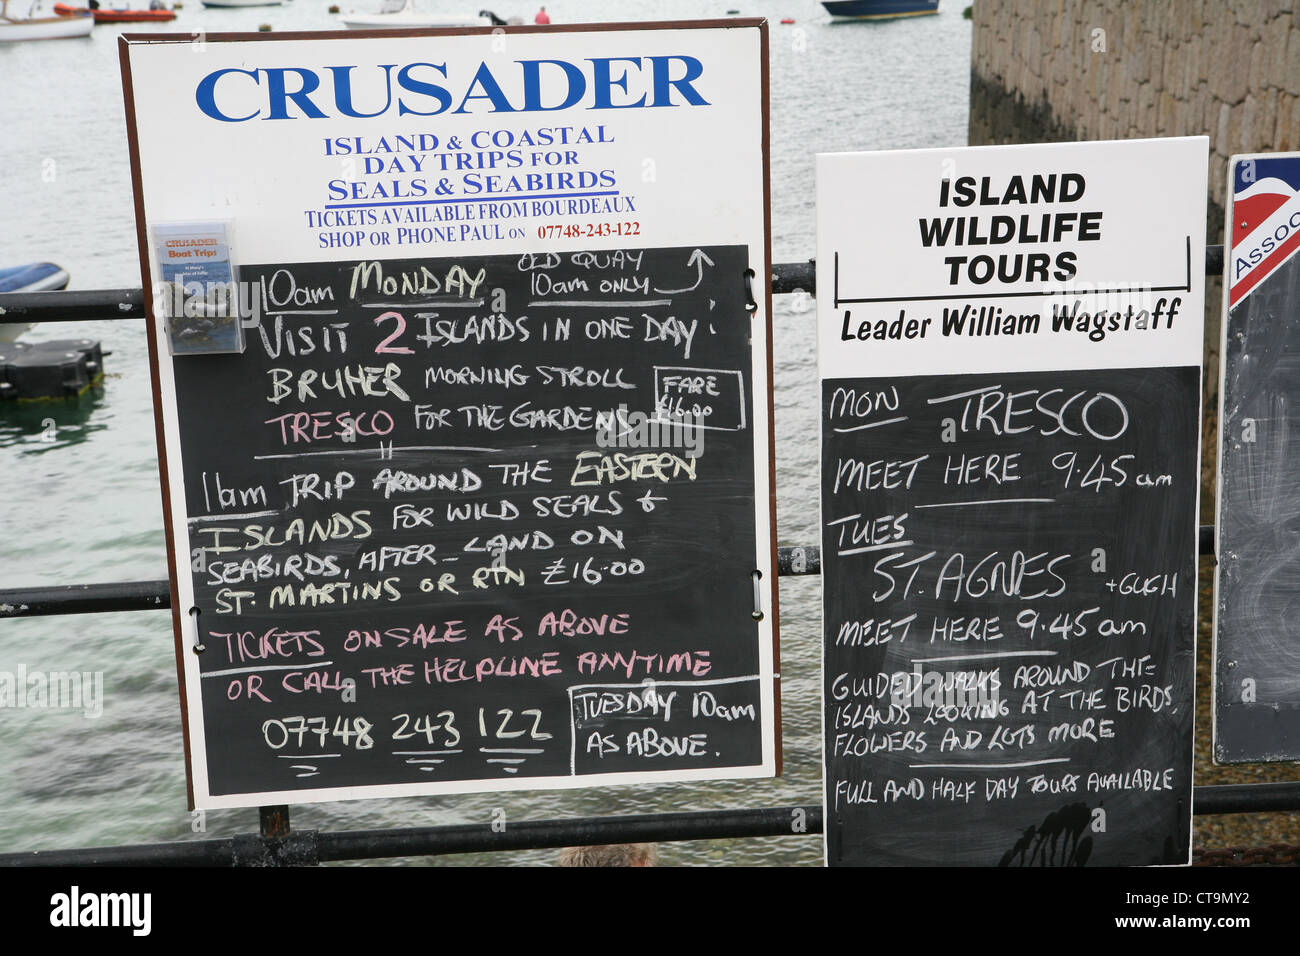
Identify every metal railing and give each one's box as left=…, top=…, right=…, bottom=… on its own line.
left=3, top=244, right=1295, bottom=867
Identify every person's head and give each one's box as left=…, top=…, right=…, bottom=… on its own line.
left=557, top=843, right=656, bottom=866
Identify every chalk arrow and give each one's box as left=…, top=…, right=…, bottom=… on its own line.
left=652, top=249, right=715, bottom=294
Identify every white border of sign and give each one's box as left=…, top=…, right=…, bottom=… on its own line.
left=816, top=137, right=1207, bottom=866
left=121, top=21, right=779, bottom=809
left=818, top=138, right=1207, bottom=377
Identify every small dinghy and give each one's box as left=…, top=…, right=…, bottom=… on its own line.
left=339, top=0, right=488, bottom=29
left=200, top=0, right=281, bottom=8
left=0, top=0, right=93, bottom=40
left=0, top=262, right=70, bottom=342
left=55, top=1, right=176, bottom=22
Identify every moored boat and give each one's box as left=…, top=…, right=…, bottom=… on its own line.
left=0, top=263, right=70, bottom=343
left=822, top=0, right=939, bottom=20
left=0, top=0, right=93, bottom=39
left=339, top=0, right=488, bottom=29
left=54, top=1, right=176, bottom=21
left=200, top=0, right=281, bottom=8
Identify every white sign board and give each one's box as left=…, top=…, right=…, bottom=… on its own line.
left=817, top=138, right=1207, bottom=866
left=121, top=21, right=778, bottom=809
left=818, top=139, right=1207, bottom=376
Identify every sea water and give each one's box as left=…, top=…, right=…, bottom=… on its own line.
left=0, top=0, right=970, bottom=865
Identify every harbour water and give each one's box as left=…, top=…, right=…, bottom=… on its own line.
left=0, top=0, right=970, bottom=864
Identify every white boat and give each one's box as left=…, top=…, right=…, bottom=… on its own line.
left=339, top=0, right=488, bottom=29
left=200, top=0, right=282, bottom=8
left=0, top=0, right=93, bottom=39
left=0, top=262, right=70, bottom=342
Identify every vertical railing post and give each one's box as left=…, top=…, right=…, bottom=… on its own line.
left=260, top=805, right=291, bottom=841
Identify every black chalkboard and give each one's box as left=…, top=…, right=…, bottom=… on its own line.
left=821, top=367, right=1198, bottom=866
left=1215, top=251, right=1300, bottom=763
left=164, top=244, right=777, bottom=803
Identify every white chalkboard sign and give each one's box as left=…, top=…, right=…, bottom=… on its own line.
left=817, top=138, right=1207, bottom=866
left=120, top=22, right=780, bottom=809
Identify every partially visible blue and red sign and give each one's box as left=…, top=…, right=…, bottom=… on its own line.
left=1228, top=153, right=1300, bottom=308
left=1216, top=150, right=1300, bottom=765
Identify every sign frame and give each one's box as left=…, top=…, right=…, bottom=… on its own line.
left=816, top=137, right=1208, bottom=866
left=120, top=19, right=780, bottom=809
left=1213, top=149, right=1300, bottom=764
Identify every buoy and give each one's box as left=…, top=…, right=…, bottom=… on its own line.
left=0, top=340, right=105, bottom=402
left=327, top=3, right=338, bottom=11
left=780, top=16, right=794, bottom=23
left=726, top=8, right=739, bottom=14
left=258, top=22, right=271, bottom=30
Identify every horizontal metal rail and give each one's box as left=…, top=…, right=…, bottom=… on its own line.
left=0, top=782, right=1293, bottom=867
left=1, top=245, right=1268, bottom=869
left=1195, top=781, right=1300, bottom=815
left=0, top=248, right=1225, bottom=324
left=0, top=579, right=171, bottom=617
left=0, top=246, right=1223, bottom=618
left=0, top=288, right=145, bottom=325
left=0, top=529, right=1216, bottom=618
left=0, top=806, right=814, bottom=867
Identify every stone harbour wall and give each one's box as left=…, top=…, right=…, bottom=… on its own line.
left=970, top=0, right=1300, bottom=240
